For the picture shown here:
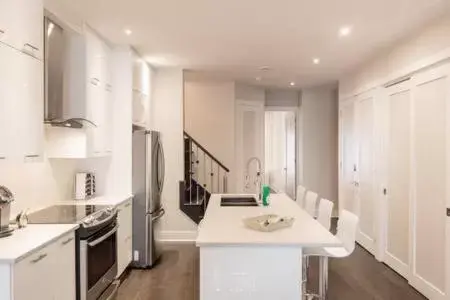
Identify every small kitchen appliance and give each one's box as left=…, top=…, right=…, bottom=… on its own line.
left=75, top=172, right=96, bottom=200
left=0, top=186, right=15, bottom=238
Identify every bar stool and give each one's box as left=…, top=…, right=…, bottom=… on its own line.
left=303, top=210, right=359, bottom=299
left=296, top=185, right=307, bottom=207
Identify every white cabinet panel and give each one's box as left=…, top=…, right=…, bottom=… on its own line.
left=20, top=52, right=43, bottom=159
left=0, top=43, right=43, bottom=161
left=117, top=199, right=133, bottom=277
left=52, top=234, right=76, bottom=300
left=0, top=0, right=43, bottom=60
left=14, top=246, right=55, bottom=300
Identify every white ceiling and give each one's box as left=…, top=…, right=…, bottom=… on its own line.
left=51, top=0, right=449, bottom=88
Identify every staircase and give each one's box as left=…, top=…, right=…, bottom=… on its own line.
left=180, top=132, right=229, bottom=224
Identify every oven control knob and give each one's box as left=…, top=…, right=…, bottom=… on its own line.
left=83, top=217, right=95, bottom=227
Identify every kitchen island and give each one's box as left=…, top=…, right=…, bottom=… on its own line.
left=196, top=193, right=341, bottom=300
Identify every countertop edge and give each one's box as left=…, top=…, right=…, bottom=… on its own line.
left=0, top=224, right=79, bottom=264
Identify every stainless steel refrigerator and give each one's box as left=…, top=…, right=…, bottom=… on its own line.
left=132, top=130, right=165, bottom=268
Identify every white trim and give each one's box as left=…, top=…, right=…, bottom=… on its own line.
left=384, top=251, right=409, bottom=279
left=264, top=106, right=298, bottom=112
left=340, top=48, right=450, bottom=100
left=409, top=275, right=445, bottom=300
left=158, top=230, right=198, bottom=242
left=357, top=232, right=375, bottom=254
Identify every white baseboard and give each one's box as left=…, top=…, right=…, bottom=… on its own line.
left=158, top=230, right=198, bottom=243
left=383, top=251, right=409, bottom=279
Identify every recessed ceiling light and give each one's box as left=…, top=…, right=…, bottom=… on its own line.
left=313, top=58, right=321, bottom=64
left=290, top=82, right=295, bottom=86
left=256, top=77, right=262, bottom=81
left=339, top=26, right=352, bottom=37
left=259, top=66, right=270, bottom=72
left=124, top=29, right=132, bottom=36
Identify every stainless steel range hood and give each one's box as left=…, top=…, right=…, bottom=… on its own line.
left=44, top=17, right=96, bottom=129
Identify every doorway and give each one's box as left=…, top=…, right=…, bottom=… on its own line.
left=264, top=110, right=296, bottom=199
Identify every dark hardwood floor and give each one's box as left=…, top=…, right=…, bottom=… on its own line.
left=116, top=243, right=426, bottom=300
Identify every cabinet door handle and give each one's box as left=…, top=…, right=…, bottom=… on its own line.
left=25, top=154, right=40, bottom=158
left=61, top=237, right=74, bottom=245
left=125, top=202, right=131, bottom=208
left=0, top=29, right=4, bottom=34
left=90, top=78, right=100, bottom=86
left=0, top=157, right=5, bottom=160
left=24, top=43, right=39, bottom=51
left=31, top=253, right=47, bottom=264
left=125, top=236, right=131, bottom=242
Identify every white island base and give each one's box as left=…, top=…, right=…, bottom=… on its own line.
left=200, top=246, right=302, bottom=300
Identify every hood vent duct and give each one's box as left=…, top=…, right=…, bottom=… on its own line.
left=44, top=17, right=96, bottom=129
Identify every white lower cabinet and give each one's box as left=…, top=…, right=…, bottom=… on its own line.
left=117, top=199, right=133, bottom=277
left=12, top=232, right=76, bottom=300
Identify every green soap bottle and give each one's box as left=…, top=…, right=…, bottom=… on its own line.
left=262, top=185, right=270, bottom=206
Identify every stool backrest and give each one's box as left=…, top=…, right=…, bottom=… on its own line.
left=296, top=185, right=307, bottom=207
left=317, top=198, right=334, bottom=230
left=304, top=191, right=318, bottom=217
left=337, top=210, right=359, bottom=254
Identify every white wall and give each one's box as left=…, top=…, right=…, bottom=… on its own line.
left=152, top=68, right=197, bottom=238
left=301, top=87, right=339, bottom=208
left=340, top=15, right=450, bottom=98
left=184, top=79, right=236, bottom=192
left=265, top=89, right=300, bottom=107
left=235, top=83, right=265, bottom=102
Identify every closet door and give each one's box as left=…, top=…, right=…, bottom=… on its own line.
left=409, top=63, right=450, bottom=300
left=355, top=91, right=376, bottom=254
left=339, top=100, right=357, bottom=214
left=384, top=80, right=411, bottom=278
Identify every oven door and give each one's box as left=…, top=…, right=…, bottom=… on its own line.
left=80, top=223, right=118, bottom=300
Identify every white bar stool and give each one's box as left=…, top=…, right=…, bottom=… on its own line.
left=304, top=191, right=319, bottom=218
left=303, top=210, right=359, bottom=299
left=296, top=185, right=307, bottom=208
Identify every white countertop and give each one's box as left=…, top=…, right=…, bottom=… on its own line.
left=0, top=224, right=79, bottom=263
left=60, top=194, right=133, bottom=207
left=196, top=193, right=342, bottom=247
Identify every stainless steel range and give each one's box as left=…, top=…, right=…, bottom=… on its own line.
left=28, top=205, right=119, bottom=300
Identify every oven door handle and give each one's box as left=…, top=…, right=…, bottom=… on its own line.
left=87, top=225, right=119, bottom=247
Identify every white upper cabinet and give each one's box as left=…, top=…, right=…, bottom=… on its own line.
left=132, top=54, right=152, bottom=127
left=0, top=0, right=43, bottom=60
left=0, top=42, right=43, bottom=161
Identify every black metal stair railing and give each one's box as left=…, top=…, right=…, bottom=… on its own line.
left=180, top=131, right=229, bottom=224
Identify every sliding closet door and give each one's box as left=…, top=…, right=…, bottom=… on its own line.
left=410, top=63, right=450, bottom=300
left=339, top=100, right=357, bottom=214
left=384, top=81, right=411, bottom=278
left=355, top=92, right=376, bottom=254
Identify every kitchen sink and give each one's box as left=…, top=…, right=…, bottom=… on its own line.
left=220, top=196, right=259, bottom=207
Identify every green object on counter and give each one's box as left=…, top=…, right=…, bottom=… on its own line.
left=262, top=185, right=270, bottom=206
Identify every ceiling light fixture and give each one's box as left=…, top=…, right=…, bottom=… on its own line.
left=259, top=66, right=270, bottom=72
left=339, top=26, right=352, bottom=37
left=290, top=82, right=295, bottom=86
left=124, top=29, right=132, bottom=36
left=313, top=58, right=321, bottom=64
left=256, top=77, right=262, bottom=81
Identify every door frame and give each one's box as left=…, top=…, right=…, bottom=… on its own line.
left=264, top=106, right=299, bottom=198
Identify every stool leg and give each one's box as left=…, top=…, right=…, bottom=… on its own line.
left=318, top=256, right=329, bottom=299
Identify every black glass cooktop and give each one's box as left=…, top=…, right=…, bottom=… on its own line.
left=28, top=205, right=109, bottom=224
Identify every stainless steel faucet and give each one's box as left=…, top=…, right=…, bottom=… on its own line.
left=245, top=157, right=263, bottom=200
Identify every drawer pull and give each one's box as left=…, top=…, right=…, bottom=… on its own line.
left=31, top=253, right=47, bottom=264
left=25, top=154, right=40, bottom=158
left=62, top=237, right=74, bottom=245
left=24, top=43, right=39, bottom=51
left=0, top=29, right=4, bottom=34
left=0, top=157, right=5, bottom=160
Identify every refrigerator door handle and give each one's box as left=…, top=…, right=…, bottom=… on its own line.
left=150, top=208, right=165, bottom=221
left=158, top=139, right=165, bottom=193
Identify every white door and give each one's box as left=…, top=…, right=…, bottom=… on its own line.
left=339, top=100, right=357, bottom=214
left=236, top=100, right=264, bottom=194
left=355, top=92, right=376, bottom=254
left=409, top=63, right=450, bottom=300
left=285, top=112, right=296, bottom=199
left=383, top=80, right=412, bottom=278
